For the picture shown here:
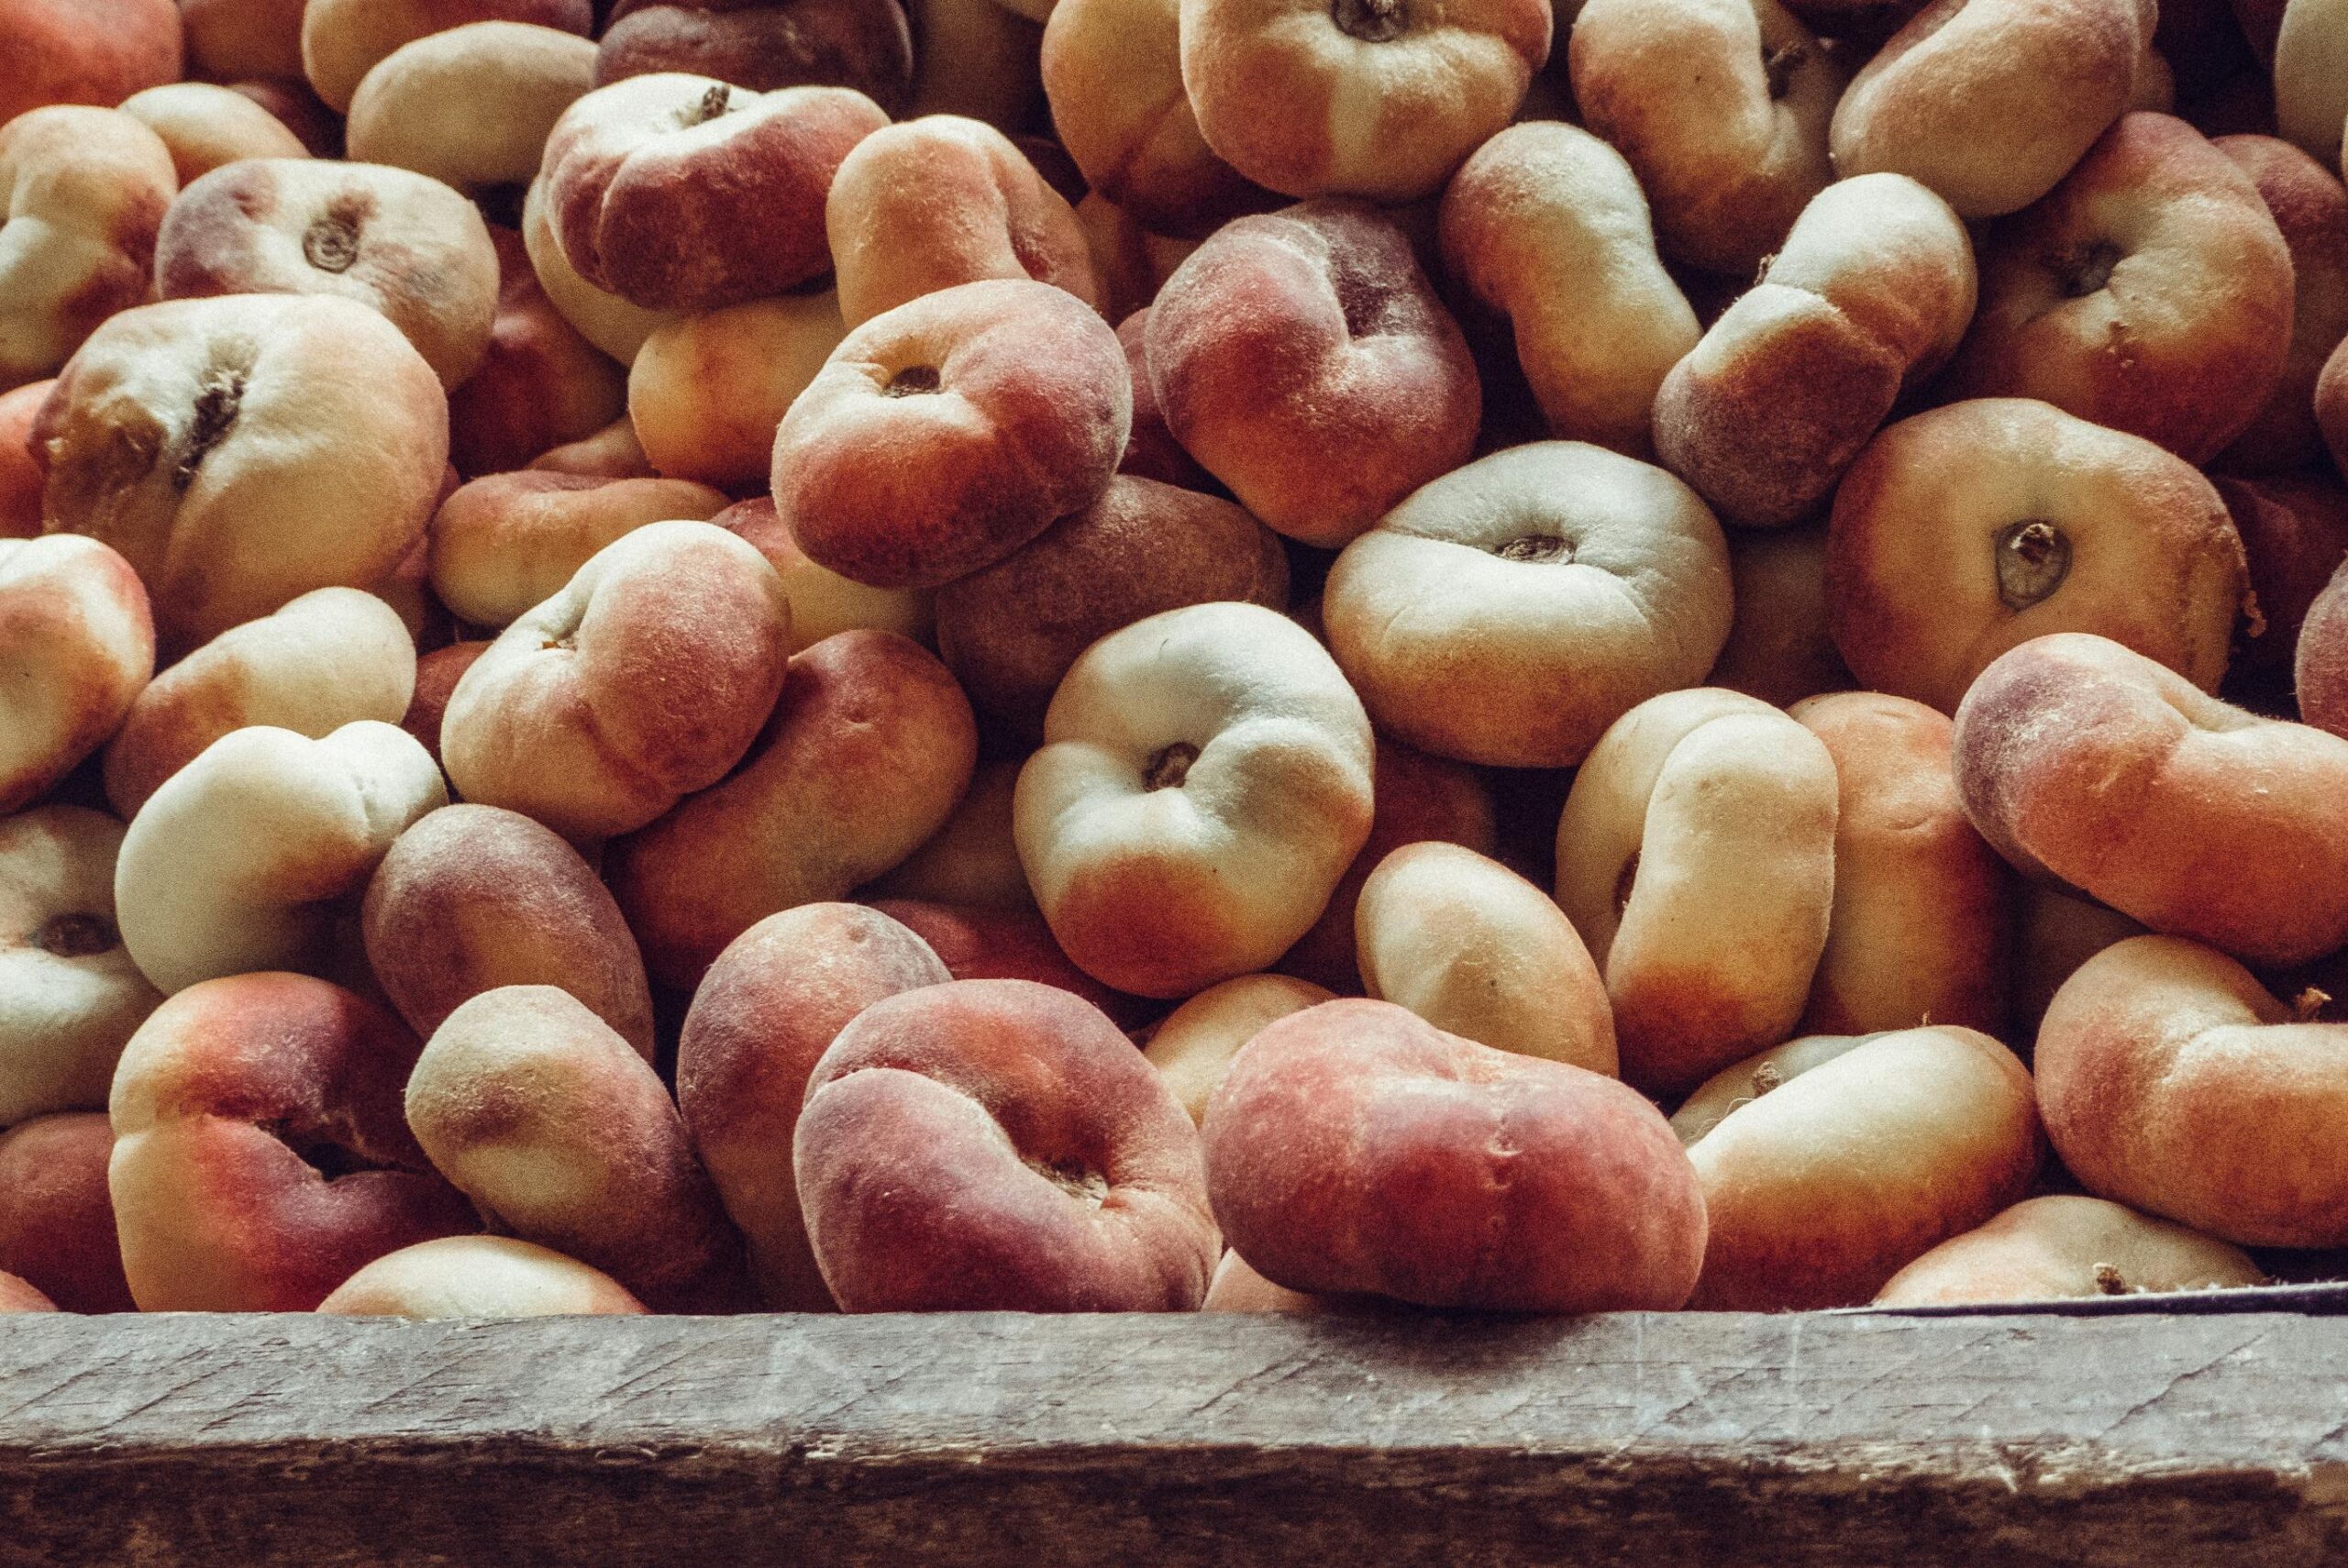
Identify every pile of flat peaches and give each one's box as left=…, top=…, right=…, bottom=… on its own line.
left=4, top=0, right=2348, bottom=1323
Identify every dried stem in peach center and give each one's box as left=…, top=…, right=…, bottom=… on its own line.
left=1751, top=1061, right=1782, bottom=1096
left=2055, top=240, right=2122, bottom=299
left=1994, top=519, right=2071, bottom=611
left=303, top=213, right=361, bottom=275
left=1333, top=0, right=1407, bottom=42
left=173, top=370, right=245, bottom=491
left=884, top=365, right=942, bottom=397
left=1026, top=1155, right=1110, bottom=1207
left=1495, top=535, right=1572, bottom=564
left=1145, top=742, right=1200, bottom=790
left=683, top=83, right=734, bottom=128
left=35, top=912, right=116, bottom=958
left=2092, top=1262, right=2129, bottom=1295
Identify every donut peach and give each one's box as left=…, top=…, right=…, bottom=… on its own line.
left=1553, top=688, right=1838, bottom=1097
left=0, top=0, right=181, bottom=127
left=1653, top=173, right=1974, bottom=528
left=630, top=291, right=844, bottom=492
left=118, top=83, right=310, bottom=186
left=1436, top=121, right=1697, bottom=456
left=108, top=972, right=474, bottom=1312
left=406, top=985, right=749, bottom=1311
left=1944, top=114, right=2294, bottom=466
left=362, top=804, right=655, bottom=1060
left=795, top=978, right=1219, bottom=1311
left=447, top=226, right=628, bottom=479
left=1953, top=632, right=2348, bottom=968
left=1874, top=1194, right=2265, bottom=1306
left=866, top=759, right=1032, bottom=911
left=1199, top=1247, right=1337, bottom=1314
left=772, top=278, right=1130, bottom=591
left=441, top=521, right=792, bottom=844
left=0, top=536, right=152, bottom=813
left=1015, top=602, right=1374, bottom=999
left=596, top=0, right=915, bottom=113
left=2036, top=934, right=2348, bottom=1248
left=180, top=0, right=305, bottom=82
left=677, top=901, right=950, bottom=1309
left=318, top=1235, right=647, bottom=1318
left=37, top=293, right=449, bottom=657
left=2217, top=472, right=2348, bottom=682
left=1708, top=523, right=1854, bottom=708
left=1203, top=999, right=1705, bottom=1311
left=1824, top=398, right=2248, bottom=714
left=2212, top=135, right=2348, bottom=473
left=1324, top=441, right=1732, bottom=768
left=301, top=0, right=594, bottom=114
left=0, top=107, right=177, bottom=393
left=1676, top=1025, right=2042, bottom=1309
left=426, top=470, right=729, bottom=629
left=0, top=1275, right=53, bottom=1312
left=520, top=175, right=682, bottom=364
left=0, top=1113, right=131, bottom=1313
left=2273, top=0, right=2348, bottom=166
left=713, top=498, right=934, bottom=653
left=1143, top=973, right=1333, bottom=1125
left=1146, top=201, right=1479, bottom=547
left=344, top=22, right=600, bottom=198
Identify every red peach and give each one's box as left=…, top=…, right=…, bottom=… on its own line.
left=597, top=0, right=914, bottom=114
left=401, top=641, right=490, bottom=766
left=869, top=899, right=1156, bottom=1032
left=448, top=226, right=629, bottom=480
left=0, top=381, right=49, bottom=538
left=2212, top=136, right=2348, bottom=472
left=2217, top=471, right=2348, bottom=682
left=0, top=0, right=182, bottom=126
left=0, top=1113, right=130, bottom=1313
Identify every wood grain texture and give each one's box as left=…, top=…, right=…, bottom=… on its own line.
left=1, top=1311, right=2345, bottom=1566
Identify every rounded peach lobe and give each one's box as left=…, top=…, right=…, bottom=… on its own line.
left=0, top=1113, right=133, bottom=1313
left=1874, top=1194, right=2265, bottom=1307
left=597, top=0, right=915, bottom=115
left=795, top=978, right=1219, bottom=1313
left=2210, top=135, right=2348, bottom=475
left=1202, top=999, right=1705, bottom=1313
left=448, top=226, right=627, bottom=480
left=0, top=536, right=153, bottom=816
left=301, top=0, right=594, bottom=115
left=345, top=22, right=601, bottom=197
left=318, top=1234, right=647, bottom=1319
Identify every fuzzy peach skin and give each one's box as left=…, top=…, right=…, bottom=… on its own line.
left=157, top=158, right=502, bottom=392
left=714, top=498, right=934, bottom=653
left=1355, top=842, right=1616, bottom=1075
left=677, top=901, right=949, bottom=1309
left=230, top=79, right=340, bottom=160
left=1200, top=1246, right=1341, bottom=1313
left=1708, top=524, right=1855, bottom=708
left=773, top=279, right=1130, bottom=591
left=37, top=293, right=449, bottom=657
left=1324, top=441, right=1731, bottom=769
left=402, top=641, right=487, bottom=765
left=180, top=0, right=305, bottom=82
left=1113, top=311, right=1214, bottom=491
left=0, top=808, right=160, bottom=1127
left=1276, top=738, right=1496, bottom=994
left=1655, top=173, right=1975, bottom=529
left=406, top=985, right=748, bottom=1310
left=108, top=972, right=475, bottom=1312
left=1437, top=122, right=1695, bottom=457
left=118, top=83, right=310, bottom=187
left=868, top=898, right=1158, bottom=1032
left=427, top=471, right=728, bottom=629
left=1180, top=0, right=1550, bottom=204
left=1954, top=633, right=2348, bottom=968
left=795, top=977, right=1218, bottom=1311
left=0, top=108, right=177, bottom=394
left=2302, top=556, right=2348, bottom=737
left=1824, top=399, right=2249, bottom=715
left=2036, top=934, right=2348, bottom=1248
left=301, top=0, right=594, bottom=114
left=0, top=536, right=151, bottom=813
left=867, top=759, right=1033, bottom=911
left=0, top=1113, right=131, bottom=1312
left=2219, top=472, right=2348, bottom=682
left=1554, top=688, right=1838, bottom=1098
left=1944, top=116, right=2294, bottom=466
left=907, top=0, right=1045, bottom=127
left=0, top=0, right=181, bottom=126
left=2326, top=338, right=2348, bottom=480
left=2212, top=137, right=2348, bottom=472
left=1674, top=1025, right=2041, bottom=1309
left=598, top=0, right=915, bottom=112
left=345, top=23, right=597, bottom=201
left=2274, top=0, right=2348, bottom=166
left=1569, top=0, right=1844, bottom=276
left=102, top=588, right=415, bottom=820
left=448, top=227, right=628, bottom=480
left=545, top=73, right=886, bottom=314
left=1829, top=0, right=2154, bottom=219
left=1143, top=973, right=1333, bottom=1125
left=607, top=630, right=977, bottom=988
left=1204, top=998, right=1703, bottom=1310
left=0, top=1273, right=53, bottom=1311
left=1875, top=1194, right=2265, bottom=1306
left=1041, top=0, right=1267, bottom=237
left=0, top=381, right=49, bottom=536
left=630, top=291, right=845, bottom=493
left=521, top=176, right=682, bottom=366
left=825, top=116, right=1102, bottom=330
left=934, top=474, right=1289, bottom=734
left=319, top=1234, right=648, bottom=1318
left=1016, top=602, right=1374, bottom=999
left=362, top=804, right=656, bottom=1060
left=1076, top=193, right=1203, bottom=325
left=442, top=521, right=791, bottom=844
left=1790, top=693, right=2010, bottom=1037
left=114, top=722, right=446, bottom=996
left=1146, top=201, right=1479, bottom=548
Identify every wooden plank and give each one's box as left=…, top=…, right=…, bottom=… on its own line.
left=0, top=1311, right=2343, bottom=1566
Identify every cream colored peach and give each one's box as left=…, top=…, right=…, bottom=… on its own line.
left=1437, top=121, right=1696, bottom=456
left=1324, top=441, right=1731, bottom=768
left=362, top=804, right=655, bottom=1059
left=318, top=1234, right=648, bottom=1317
left=2213, top=135, right=2348, bottom=472
left=1678, top=1025, right=2042, bottom=1309
left=118, top=83, right=309, bottom=186
left=0, top=1112, right=131, bottom=1312
left=103, top=588, right=415, bottom=820
left=447, top=226, right=629, bottom=479
left=1554, top=688, right=1838, bottom=1096
left=1143, top=972, right=1333, bottom=1124
left=346, top=23, right=599, bottom=196
left=301, top=0, right=594, bottom=113
left=1016, top=602, right=1374, bottom=999
left=1875, top=1194, right=2265, bottom=1305
left=2273, top=0, right=2348, bottom=166
left=713, top=498, right=935, bottom=653
left=0, top=1273, right=53, bottom=1312
left=38, top=293, right=449, bottom=657
left=0, top=808, right=160, bottom=1128
left=1708, top=523, right=1854, bottom=708
left=1654, top=173, right=1975, bottom=528
left=0, top=107, right=177, bottom=392
left=1790, top=692, right=2010, bottom=1036
left=1355, top=842, right=1615, bottom=1074
left=867, top=759, right=1033, bottom=911
left=1199, top=1246, right=1337, bottom=1313
left=1825, top=399, right=2248, bottom=713
left=114, top=722, right=446, bottom=995
left=406, top=985, right=749, bottom=1310
left=630, top=291, right=844, bottom=492
left=442, top=521, right=791, bottom=844
left=0, top=536, right=152, bottom=813
left=1666, top=1030, right=1867, bottom=1143
left=521, top=176, right=681, bottom=364
left=427, top=470, right=730, bottom=630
